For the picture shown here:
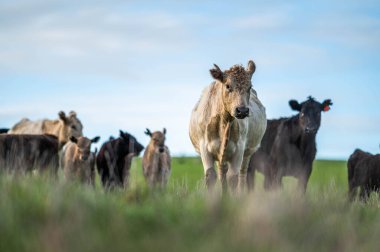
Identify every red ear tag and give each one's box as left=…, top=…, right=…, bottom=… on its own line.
left=323, top=106, right=330, bottom=112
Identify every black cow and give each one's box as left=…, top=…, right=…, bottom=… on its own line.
left=96, top=130, right=144, bottom=189
left=348, top=149, right=380, bottom=201
left=0, top=134, right=59, bottom=176
left=0, top=128, right=9, bottom=134
left=247, top=96, right=332, bottom=192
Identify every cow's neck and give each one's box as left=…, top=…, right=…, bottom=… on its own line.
left=42, top=119, right=61, bottom=135
left=42, top=119, right=66, bottom=147
left=290, top=116, right=317, bottom=161
left=146, top=143, right=160, bottom=162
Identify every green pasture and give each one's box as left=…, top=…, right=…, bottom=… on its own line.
left=1, top=157, right=380, bottom=252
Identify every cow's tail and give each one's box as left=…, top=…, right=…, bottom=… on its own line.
left=0, top=128, right=9, bottom=134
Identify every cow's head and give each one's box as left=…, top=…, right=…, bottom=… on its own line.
left=59, top=111, right=83, bottom=142
left=145, top=128, right=167, bottom=153
left=289, top=96, right=333, bottom=134
left=70, top=136, right=100, bottom=161
left=119, top=130, right=144, bottom=156
left=210, top=60, right=256, bottom=120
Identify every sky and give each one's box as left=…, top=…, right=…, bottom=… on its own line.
left=1, top=0, right=380, bottom=159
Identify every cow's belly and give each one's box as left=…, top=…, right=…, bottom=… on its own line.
left=279, top=153, right=305, bottom=177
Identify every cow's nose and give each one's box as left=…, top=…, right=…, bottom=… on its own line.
left=305, top=127, right=317, bottom=134
left=235, top=107, right=249, bottom=118
left=159, top=147, right=165, bottom=153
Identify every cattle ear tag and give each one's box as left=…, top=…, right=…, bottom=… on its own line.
left=323, top=106, right=330, bottom=112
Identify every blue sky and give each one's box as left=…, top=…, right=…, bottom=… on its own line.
left=1, top=0, right=380, bottom=159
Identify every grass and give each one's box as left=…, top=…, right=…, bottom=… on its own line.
left=1, top=157, right=380, bottom=252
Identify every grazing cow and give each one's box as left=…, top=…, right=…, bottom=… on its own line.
left=0, top=134, right=59, bottom=175
left=8, top=111, right=83, bottom=149
left=61, top=136, right=100, bottom=185
left=96, top=130, right=144, bottom=189
left=189, top=60, right=267, bottom=193
left=142, top=128, right=171, bottom=188
left=247, top=96, right=333, bottom=192
left=348, top=149, right=380, bottom=200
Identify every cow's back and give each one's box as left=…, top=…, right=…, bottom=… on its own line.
left=8, top=119, right=45, bottom=134
left=0, top=134, right=59, bottom=174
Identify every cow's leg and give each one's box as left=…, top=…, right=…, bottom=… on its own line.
left=298, top=169, right=312, bottom=193
left=217, top=161, right=228, bottom=195
left=200, top=144, right=216, bottom=191
left=264, top=161, right=279, bottom=191
left=238, top=157, right=251, bottom=193
left=228, top=148, right=244, bottom=193
left=246, top=157, right=256, bottom=192
left=359, top=185, right=370, bottom=201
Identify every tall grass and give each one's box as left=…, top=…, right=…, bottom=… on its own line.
left=0, top=158, right=379, bottom=252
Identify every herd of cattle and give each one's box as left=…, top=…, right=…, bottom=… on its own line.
left=1, top=60, right=379, bottom=200
left=0, top=112, right=171, bottom=189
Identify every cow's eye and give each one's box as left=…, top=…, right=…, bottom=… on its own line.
left=71, top=125, right=77, bottom=130
left=226, top=85, right=232, bottom=92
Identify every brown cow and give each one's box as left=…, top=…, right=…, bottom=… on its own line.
left=142, top=128, right=171, bottom=188
left=0, top=134, right=59, bottom=176
left=8, top=111, right=83, bottom=149
left=61, top=136, right=100, bottom=185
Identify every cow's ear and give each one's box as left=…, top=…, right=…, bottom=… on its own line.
left=70, top=136, right=78, bottom=143
left=289, top=100, right=301, bottom=111
left=321, top=99, right=333, bottom=112
left=246, top=60, right=256, bottom=79
left=210, top=64, right=224, bottom=82
left=58, top=111, right=68, bottom=123
left=69, top=111, right=77, bottom=118
left=119, top=130, right=126, bottom=138
left=91, top=136, right=100, bottom=143
left=163, top=128, right=167, bottom=135
left=145, top=128, right=152, bottom=137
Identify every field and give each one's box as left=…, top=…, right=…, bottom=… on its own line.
left=1, top=158, right=380, bottom=252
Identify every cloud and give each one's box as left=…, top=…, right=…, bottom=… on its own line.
left=0, top=4, right=192, bottom=79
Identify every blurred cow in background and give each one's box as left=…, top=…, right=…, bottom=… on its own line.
left=61, top=136, right=100, bottom=185
left=0, top=129, right=8, bottom=134
left=0, top=134, right=59, bottom=176
left=96, top=130, right=144, bottom=189
left=142, top=128, right=171, bottom=188
left=348, top=149, right=380, bottom=201
left=248, top=96, right=333, bottom=192
left=8, top=111, right=83, bottom=149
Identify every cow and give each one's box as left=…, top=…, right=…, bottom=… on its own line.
left=247, top=96, right=333, bottom=192
left=0, top=134, right=59, bottom=176
left=348, top=149, right=380, bottom=201
left=189, top=60, right=267, bottom=193
left=0, top=129, right=9, bottom=134
left=61, top=136, right=100, bottom=185
left=142, top=128, right=171, bottom=188
left=96, top=130, right=144, bottom=189
left=8, top=111, right=83, bottom=149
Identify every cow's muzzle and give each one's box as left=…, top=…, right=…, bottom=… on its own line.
left=305, top=127, right=317, bottom=134
left=234, top=107, right=249, bottom=119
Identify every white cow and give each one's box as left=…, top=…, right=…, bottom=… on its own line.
left=189, top=60, right=267, bottom=193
